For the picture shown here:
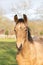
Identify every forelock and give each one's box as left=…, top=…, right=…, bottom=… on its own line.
left=16, top=18, right=24, bottom=24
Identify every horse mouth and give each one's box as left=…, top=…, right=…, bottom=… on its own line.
left=16, top=44, right=22, bottom=54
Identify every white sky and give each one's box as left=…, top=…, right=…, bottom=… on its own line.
left=0, top=0, right=43, bottom=20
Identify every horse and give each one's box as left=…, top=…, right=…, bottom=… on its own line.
left=14, top=14, right=43, bottom=65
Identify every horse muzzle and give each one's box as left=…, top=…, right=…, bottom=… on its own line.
left=16, top=43, right=22, bottom=51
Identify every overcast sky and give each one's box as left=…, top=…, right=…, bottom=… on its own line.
left=0, top=0, right=43, bottom=20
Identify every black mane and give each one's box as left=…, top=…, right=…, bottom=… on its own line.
left=28, top=28, right=33, bottom=43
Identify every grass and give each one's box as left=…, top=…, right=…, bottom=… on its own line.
left=0, top=38, right=17, bottom=65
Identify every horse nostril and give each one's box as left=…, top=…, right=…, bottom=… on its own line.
left=16, top=44, right=22, bottom=51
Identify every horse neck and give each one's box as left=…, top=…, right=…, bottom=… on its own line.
left=21, top=31, right=33, bottom=56
left=23, top=39, right=31, bottom=49
left=21, top=39, right=31, bottom=56
left=23, top=34, right=33, bottom=50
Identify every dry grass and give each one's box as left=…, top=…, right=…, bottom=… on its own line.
left=28, top=20, right=43, bottom=36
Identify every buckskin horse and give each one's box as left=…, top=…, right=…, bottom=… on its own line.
left=14, top=14, right=43, bottom=65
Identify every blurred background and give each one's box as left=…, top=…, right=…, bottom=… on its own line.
left=0, top=0, right=43, bottom=36
left=0, top=0, right=43, bottom=65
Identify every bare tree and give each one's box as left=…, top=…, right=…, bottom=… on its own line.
left=11, top=0, right=31, bottom=15
left=0, top=7, right=5, bottom=16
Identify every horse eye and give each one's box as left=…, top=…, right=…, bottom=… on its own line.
left=14, top=29, right=16, bottom=32
left=14, top=29, right=17, bottom=35
left=25, top=28, right=27, bottom=31
left=25, top=29, right=27, bottom=31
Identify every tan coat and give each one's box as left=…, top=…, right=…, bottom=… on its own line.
left=16, top=40, right=43, bottom=65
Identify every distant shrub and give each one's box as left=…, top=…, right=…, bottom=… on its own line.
left=5, top=30, right=9, bottom=35
left=40, top=31, right=43, bottom=35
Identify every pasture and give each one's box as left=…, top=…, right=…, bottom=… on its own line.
left=0, top=38, right=17, bottom=65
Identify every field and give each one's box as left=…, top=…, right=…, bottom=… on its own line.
left=28, top=20, right=43, bottom=35
left=0, top=17, right=43, bottom=65
left=0, top=39, right=17, bottom=65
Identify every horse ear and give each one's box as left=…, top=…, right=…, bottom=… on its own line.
left=14, top=15, right=18, bottom=23
left=23, top=14, right=27, bottom=22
